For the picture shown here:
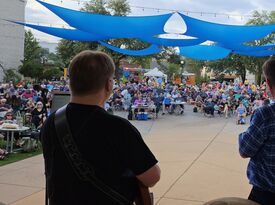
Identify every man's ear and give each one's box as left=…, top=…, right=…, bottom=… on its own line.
left=106, top=79, right=113, bottom=92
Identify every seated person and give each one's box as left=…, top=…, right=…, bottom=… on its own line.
left=153, top=93, right=164, bottom=114
left=1, top=112, right=22, bottom=146
left=31, top=102, right=47, bottom=129
left=162, top=94, right=172, bottom=115
left=0, top=98, right=12, bottom=113
left=0, top=148, right=8, bottom=160
left=195, top=95, right=203, bottom=112
left=236, top=101, right=247, bottom=121
left=0, top=112, right=16, bottom=125
left=204, top=99, right=215, bottom=116
left=219, top=99, right=229, bottom=118
left=145, top=97, right=156, bottom=115
left=134, top=96, right=144, bottom=106
left=172, top=96, right=184, bottom=115
left=24, top=100, right=35, bottom=113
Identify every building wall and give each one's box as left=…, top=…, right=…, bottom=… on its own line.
left=0, top=0, right=25, bottom=82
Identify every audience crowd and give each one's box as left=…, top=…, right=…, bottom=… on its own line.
left=0, top=77, right=271, bottom=159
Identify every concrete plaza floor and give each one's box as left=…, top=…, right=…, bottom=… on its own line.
left=0, top=105, right=251, bottom=205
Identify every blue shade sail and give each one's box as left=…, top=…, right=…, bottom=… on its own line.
left=11, top=21, right=108, bottom=41
left=179, top=45, right=231, bottom=60
left=139, top=35, right=205, bottom=47
left=219, top=43, right=275, bottom=52
left=179, top=13, right=275, bottom=43
left=99, top=41, right=162, bottom=56
left=235, top=50, right=275, bottom=57
left=36, top=0, right=172, bottom=38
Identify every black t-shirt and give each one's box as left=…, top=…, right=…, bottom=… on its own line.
left=41, top=103, right=158, bottom=205
left=31, top=108, right=47, bottom=128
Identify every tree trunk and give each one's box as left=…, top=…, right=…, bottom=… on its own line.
left=241, top=67, right=246, bottom=83
left=256, top=70, right=262, bottom=85
left=113, top=55, right=126, bottom=82
left=114, top=59, right=121, bottom=82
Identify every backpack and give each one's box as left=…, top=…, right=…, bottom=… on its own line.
left=193, top=107, right=198, bottom=113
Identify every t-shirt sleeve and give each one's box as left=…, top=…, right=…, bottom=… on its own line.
left=119, top=122, right=158, bottom=176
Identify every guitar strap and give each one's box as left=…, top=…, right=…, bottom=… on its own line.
left=52, top=105, right=132, bottom=205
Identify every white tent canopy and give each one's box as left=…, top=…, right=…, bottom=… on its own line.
left=144, top=67, right=167, bottom=78
left=182, top=71, right=195, bottom=76
left=144, top=67, right=167, bottom=82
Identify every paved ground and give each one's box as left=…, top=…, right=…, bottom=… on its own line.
left=0, top=105, right=251, bottom=205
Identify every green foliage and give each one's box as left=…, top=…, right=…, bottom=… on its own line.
left=107, top=0, right=130, bottom=16
left=82, top=0, right=109, bottom=14
left=3, top=69, right=21, bottom=84
left=57, top=40, right=89, bottom=67
left=167, top=63, right=181, bottom=79
left=0, top=149, right=42, bottom=167
left=24, top=30, right=42, bottom=63
left=19, top=61, right=43, bottom=80
left=42, top=67, right=63, bottom=80
left=19, top=30, right=67, bottom=81
left=185, top=58, right=206, bottom=76
left=204, top=11, right=275, bottom=84
left=57, top=0, right=152, bottom=79
left=195, top=75, right=210, bottom=85
left=244, top=10, right=275, bottom=84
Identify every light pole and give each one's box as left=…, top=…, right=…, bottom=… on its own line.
left=180, top=59, right=186, bottom=74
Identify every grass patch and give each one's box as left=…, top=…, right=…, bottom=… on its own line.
left=0, top=139, right=42, bottom=166
left=0, top=149, right=42, bottom=167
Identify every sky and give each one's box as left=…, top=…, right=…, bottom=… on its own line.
left=24, top=0, right=275, bottom=50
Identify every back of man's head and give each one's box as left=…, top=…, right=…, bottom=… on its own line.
left=69, top=50, right=115, bottom=96
left=263, top=57, right=275, bottom=88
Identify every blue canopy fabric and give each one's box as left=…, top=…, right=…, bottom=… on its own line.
left=179, top=45, right=231, bottom=60
left=235, top=50, right=275, bottom=57
left=219, top=43, right=275, bottom=52
left=179, top=13, right=275, bottom=44
left=99, top=41, right=162, bottom=56
left=11, top=21, right=109, bottom=41
left=36, top=0, right=172, bottom=38
left=139, top=35, right=205, bottom=47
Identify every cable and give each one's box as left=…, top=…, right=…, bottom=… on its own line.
left=27, top=0, right=253, bottom=19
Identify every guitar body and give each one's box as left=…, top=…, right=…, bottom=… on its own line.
left=135, top=182, right=153, bottom=205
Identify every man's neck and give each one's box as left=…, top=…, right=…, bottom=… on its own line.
left=70, top=93, right=105, bottom=108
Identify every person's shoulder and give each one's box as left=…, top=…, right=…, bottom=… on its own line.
left=105, top=112, right=133, bottom=126
left=254, top=104, right=275, bottom=121
left=105, top=112, right=140, bottom=133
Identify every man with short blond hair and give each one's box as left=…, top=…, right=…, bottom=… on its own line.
left=41, top=51, right=160, bottom=205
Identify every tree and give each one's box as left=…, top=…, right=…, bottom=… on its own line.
left=178, top=11, right=274, bottom=85
left=244, top=10, right=275, bottom=84
left=42, top=67, right=63, bottom=80
left=24, top=30, right=42, bottom=63
left=57, top=0, right=152, bottom=80
left=185, top=58, right=206, bottom=77
left=3, top=69, right=21, bottom=84
left=166, top=63, right=181, bottom=79
left=19, top=61, right=43, bottom=80
left=206, top=54, right=249, bottom=83
left=57, top=40, right=89, bottom=67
